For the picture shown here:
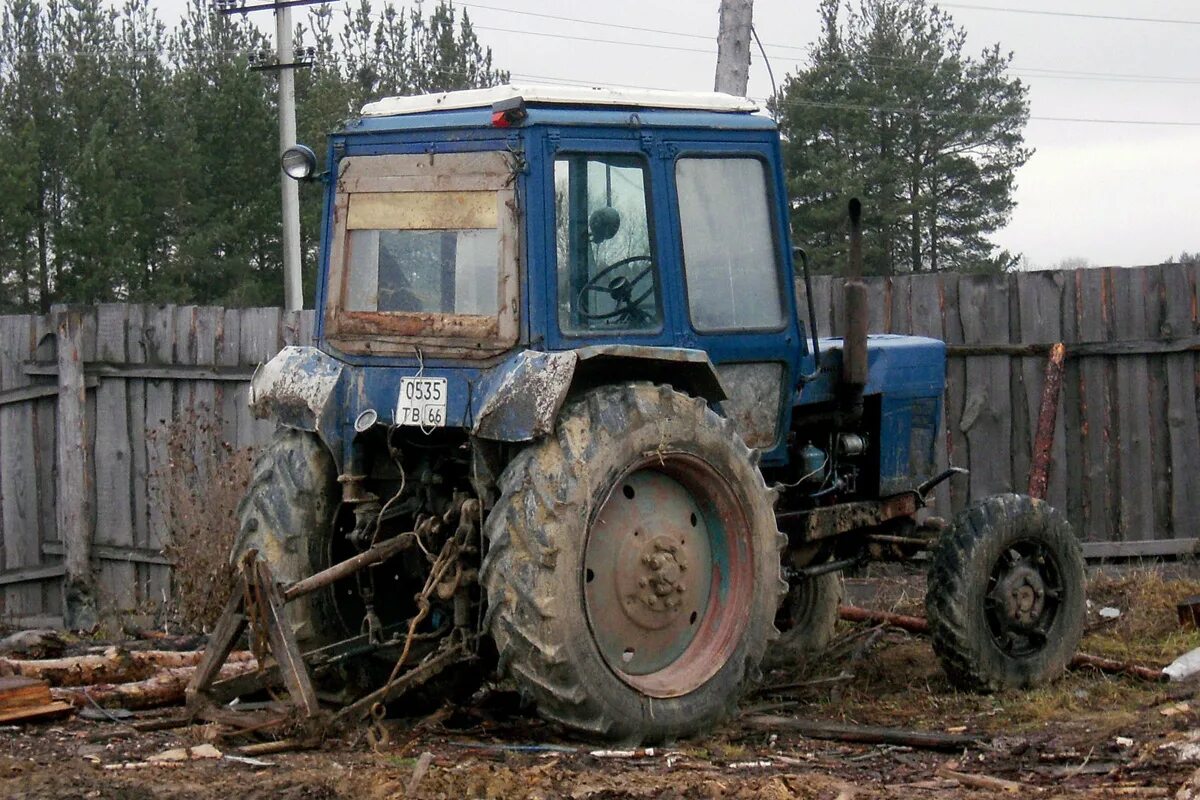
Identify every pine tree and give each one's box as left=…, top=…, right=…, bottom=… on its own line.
left=774, top=0, right=1030, bottom=275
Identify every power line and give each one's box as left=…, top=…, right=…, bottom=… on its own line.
left=939, top=3, right=1200, bottom=26
left=471, top=24, right=713, bottom=55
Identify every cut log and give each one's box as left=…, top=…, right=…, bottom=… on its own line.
left=2, top=648, right=255, bottom=687
left=743, top=715, right=986, bottom=750
left=838, top=605, right=929, bottom=634
left=52, top=660, right=258, bottom=710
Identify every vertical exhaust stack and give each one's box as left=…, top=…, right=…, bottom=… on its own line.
left=841, top=198, right=869, bottom=410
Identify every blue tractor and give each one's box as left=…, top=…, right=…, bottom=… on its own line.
left=242, top=86, right=1085, bottom=741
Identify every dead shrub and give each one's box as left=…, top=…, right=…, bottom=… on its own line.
left=1082, top=567, right=1200, bottom=664
left=150, top=407, right=256, bottom=631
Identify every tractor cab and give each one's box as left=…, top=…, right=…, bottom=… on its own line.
left=268, top=85, right=809, bottom=466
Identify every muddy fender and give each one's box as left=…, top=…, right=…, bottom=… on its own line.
left=248, top=346, right=343, bottom=435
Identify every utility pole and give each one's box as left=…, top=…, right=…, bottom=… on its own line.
left=276, top=5, right=302, bottom=311
left=215, top=0, right=322, bottom=310
left=714, top=0, right=753, bottom=96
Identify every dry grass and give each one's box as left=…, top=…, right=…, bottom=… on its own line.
left=1082, top=568, right=1200, bottom=664
left=150, top=407, right=256, bottom=632
left=770, top=567, right=1200, bottom=737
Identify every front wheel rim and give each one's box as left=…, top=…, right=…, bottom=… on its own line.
left=984, top=538, right=1065, bottom=657
left=583, top=453, right=755, bottom=698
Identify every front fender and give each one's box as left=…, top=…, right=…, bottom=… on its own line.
left=472, top=345, right=726, bottom=442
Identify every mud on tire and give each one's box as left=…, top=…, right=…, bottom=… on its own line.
left=480, top=383, right=786, bottom=742
left=926, top=494, right=1085, bottom=691
left=234, top=426, right=341, bottom=645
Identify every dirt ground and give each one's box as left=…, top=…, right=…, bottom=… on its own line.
left=4, top=567, right=1200, bottom=799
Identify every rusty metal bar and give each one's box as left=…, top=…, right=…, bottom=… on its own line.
left=1028, top=342, right=1066, bottom=500
left=282, top=530, right=417, bottom=603
left=777, top=493, right=918, bottom=542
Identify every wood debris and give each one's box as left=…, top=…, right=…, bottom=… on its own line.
left=0, top=676, right=73, bottom=724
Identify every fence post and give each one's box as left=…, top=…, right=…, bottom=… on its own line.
left=57, top=310, right=96, bottom=630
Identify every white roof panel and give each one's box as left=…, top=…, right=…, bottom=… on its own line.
left=361, top=84, right=759, bottom=117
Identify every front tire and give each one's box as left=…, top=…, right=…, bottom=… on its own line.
left=480, top=383, right=785, bottom=742
left=926, top=494, right=1085, bottom=691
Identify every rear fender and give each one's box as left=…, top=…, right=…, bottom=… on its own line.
left=472, top=345, right=726, bottom=442
left=248, top=345, right=344, bottom=450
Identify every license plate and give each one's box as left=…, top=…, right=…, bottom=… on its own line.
left=395, top=377, right=447, bottom=427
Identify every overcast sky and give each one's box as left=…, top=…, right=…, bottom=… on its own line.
left=161, top=0, right=1200, bottom=268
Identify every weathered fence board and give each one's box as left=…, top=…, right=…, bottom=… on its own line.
left=0, top=264, right=1196, bottom=625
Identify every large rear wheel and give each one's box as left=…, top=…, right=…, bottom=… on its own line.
left=233, top=427, right=341, bottom=645
left=481, top=383, right=785, bottom=742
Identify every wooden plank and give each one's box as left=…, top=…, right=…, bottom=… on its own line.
left=1161, top=263, right=1200, bottom=540
left=1074, top=269, right=1117, bottom=545
left=192, top=307, right=221, bottom=484
left=125, top=305, right=151, bottom=604
left=0, top=377, right=97, bottom=407
left=888, top=275, right=912, bottom=334
left=1109, top=268, right=1156, bottom=541
left=216, top=309, right=242, bottom=453
left=0, top=565, right=66, bottom=587
left=941, top=336, right=1200, bottom=357
left=0, top=315, right=42, bottom=618
left=93, top=305, right=135, bottom=611
left=957, top=274, right=1013, bottom=500
left=907, top=274, right=951, bottom=511
left=237, top=308, right=282, bottom=448
left=30, top=316, right=59, bottom=618
left=172, top=305, right=198, bottom=424
left=1008, top=273, right=1032, bottom=505
left=141, top=306, right=174, bottom=602
left=41, top=542, right=170, bottom=567
left=2, top=615, right=63, bottom=630
left=940, top=274, right=967, bottom=513
left=23, top=363, right=255, bottom=381
left=1082, top=538, right=1198, bottom=560
left=255, top=561, right=319, bottom=716
left=1140, top=265, right=1173, bottom=542
left=812, top=275, right=835, bottom=339
left=184, top=576, right=246, bottom=707
left=57, top=311, right=96, bottom=630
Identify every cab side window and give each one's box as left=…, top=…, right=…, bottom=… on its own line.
left=554, top=154, right=663, bottom=334
left=676, top=157, right=784, bottom=331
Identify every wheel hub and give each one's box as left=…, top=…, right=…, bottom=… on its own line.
left=985, top=540, right=1064, bottom=656
left=585, top=470, right=714, bottom=677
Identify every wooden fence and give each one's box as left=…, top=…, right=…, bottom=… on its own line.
left=0, top=263, right=1196, bottom=626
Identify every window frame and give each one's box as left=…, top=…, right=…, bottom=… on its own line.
left=672, top=153, right=789, bottom=336
left=551, top=149, right=666, bottom=340
left=324, top=151, right=520, bottom=358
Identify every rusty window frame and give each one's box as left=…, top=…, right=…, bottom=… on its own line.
left=325, top=152, right=520, bottom=359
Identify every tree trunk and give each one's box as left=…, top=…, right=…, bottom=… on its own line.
left=1, top=648, right=255, bottom=687
left=52, top=660, right=259, bottom=710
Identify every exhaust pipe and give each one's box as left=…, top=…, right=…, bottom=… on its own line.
left=841, top=198, right=869, bottom=407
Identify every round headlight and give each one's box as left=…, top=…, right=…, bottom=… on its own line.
left=281, top=144, right=317, bottom=180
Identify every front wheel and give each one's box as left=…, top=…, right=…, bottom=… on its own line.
left=926, top=494, right=1085, bottom=691
left=481, top=383, right=785, bottom=742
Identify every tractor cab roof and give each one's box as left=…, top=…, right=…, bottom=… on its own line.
left=347, top=84, right=776, bottom=134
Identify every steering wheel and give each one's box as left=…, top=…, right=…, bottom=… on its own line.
left=577, top=255, right=657, bottom=323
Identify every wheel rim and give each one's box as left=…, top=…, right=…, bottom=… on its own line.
left=583, top=454, right=754, bottom=698
left=984, top=538, right=1065, bottom=657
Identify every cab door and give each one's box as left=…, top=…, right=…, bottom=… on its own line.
left=660, top=142, right=804, bottom=463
